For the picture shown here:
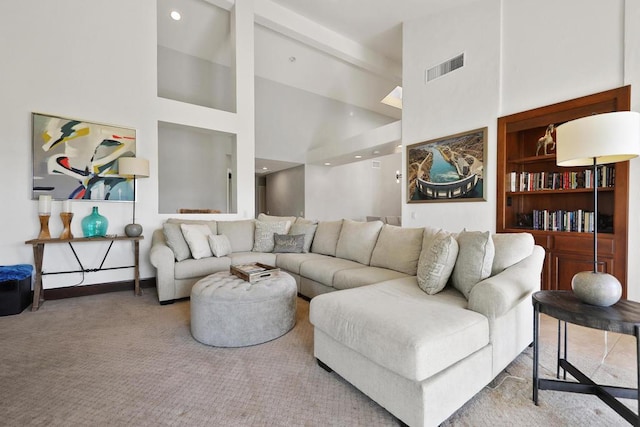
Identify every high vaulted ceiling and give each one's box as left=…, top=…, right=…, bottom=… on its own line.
left=269, top=0, right=471, bottom=64
left=157, top=0, right=476, bottom=172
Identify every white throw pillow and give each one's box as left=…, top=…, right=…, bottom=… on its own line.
left=180, top=224, right=213, bottom=260
left=208, top=234, right=232, bottom=257
left=252, top=220, right=291, bottom=252
left=417, top=231, right=459, bottom=295
left=451, top=230, right=495, bottom=299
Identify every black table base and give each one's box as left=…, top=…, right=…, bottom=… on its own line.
left=532, top=291, right=640, bottom=426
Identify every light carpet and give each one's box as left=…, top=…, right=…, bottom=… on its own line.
left=0, top=289, right=635, bottom=426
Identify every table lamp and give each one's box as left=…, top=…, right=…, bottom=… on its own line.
left=118, top=157, right=150, bottom=237
left=555, top=111, right=640, bottom=306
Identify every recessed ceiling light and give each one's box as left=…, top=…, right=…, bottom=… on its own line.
left=324, top=162, right=331, bottom=166
left=262, top=167, right=268, bottom=170
left=397, top=144, right=402, bottom=148
left=170, top=10, right=181, bottom=21
left=355, top=155, right=362, bottom=159
left=373, top=150, right=380, bottom=155
left=381, top=86, right=402, bottom=109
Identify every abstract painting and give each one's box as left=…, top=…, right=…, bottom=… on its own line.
left=32, top=113, right=136, bottom=201
left=406, top=127, right=487, bottom=202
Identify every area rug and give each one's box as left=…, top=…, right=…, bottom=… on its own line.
left=0, top=290, right=635, bottom=426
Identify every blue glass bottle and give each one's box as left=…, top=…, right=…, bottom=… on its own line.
left=82, top=206, right=109, bottom=237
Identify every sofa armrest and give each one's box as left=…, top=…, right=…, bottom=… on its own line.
left=150, top=228, right=177, bottom=302
left=468, top=245, right=545, bottom=319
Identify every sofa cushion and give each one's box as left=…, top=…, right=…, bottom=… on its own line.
left=299, top=257, right=363, bottom=287
left=175, top=256, right=231, bottom=280
left=335, top=219, right=383, bottom=265
left=217, top=220, right=255, bottom=253
left=491, top=233, right=534, bottom=276
left=311, top=220, right=343, bottom=256
left=289, top=222, right=317, bottom=253
left=208, top=234, right=232, bottom=258
left=257, top=213, right=297, bottom=226
left=275, top=253, right=330, bottom=275
left=227, top=251, right=277, bottom=267
left=384, top=216, right=401, bottom=226
left=294, top=217, right=318, bottom=225
left=163, top=223, right=192, bottom=262
left=333, top=267, right=408, bottom=290
left=309, top=277, right=490, bottom=382
left=451, top=230, right=495, bottom=299
left=180, top=224, right=214, bottom=260
left=417, top=230, right=459, bottom=295
left=273, top=233, right=304, bottom=253
left=253, top=220, right=291, bottom=252
left=370, top=225, right=424, bottom=275
left=164, top=219, right=217, bottom=261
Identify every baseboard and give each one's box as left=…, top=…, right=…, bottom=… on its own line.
left=45, top=278, right=156, bottom=300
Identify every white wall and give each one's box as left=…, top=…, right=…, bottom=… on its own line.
left=402, top=0, right=640, bottom=299
left=500, top=0, right=624, bottom=115
left=157, top=122, right=235, bottom=213
left=0, top=0, right=157, bottom=288
left=624, top=0, right=640, bottom=301
left=0, top=0, right=392, bottom=291
left=0, top=0, right=254, bottom=289
left=402, top=0, right=501, bottom=232
left=305, top=152, right=402, bottom=221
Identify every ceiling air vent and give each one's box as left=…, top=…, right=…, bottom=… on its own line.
left=426, top=53, right=464, bottom=82
left=372, top=160, right=381, bottom=169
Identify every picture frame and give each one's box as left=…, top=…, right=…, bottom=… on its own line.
left=406, top=127, right=487, bottom=203
left=32, top=112, right=136, bottom=201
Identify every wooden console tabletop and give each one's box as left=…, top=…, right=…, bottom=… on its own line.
left=25, top=235, right=143, bottom=311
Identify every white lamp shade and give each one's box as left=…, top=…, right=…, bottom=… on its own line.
left=118, top=157, right=150, bottom=177
left=556, top=111, right=640, bottom=167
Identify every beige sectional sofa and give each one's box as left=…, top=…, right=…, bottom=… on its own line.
left=149, top=214, right=544, bottom=426
left=151, top=215, right=422, bottom=303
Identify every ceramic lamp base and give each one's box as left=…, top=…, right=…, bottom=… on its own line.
left=125, top=223, right=143, bottom=237
left=571, top=271, right=622, bottom=307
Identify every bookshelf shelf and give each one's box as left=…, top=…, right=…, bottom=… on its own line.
left=497, top=86, right=630, bottom=296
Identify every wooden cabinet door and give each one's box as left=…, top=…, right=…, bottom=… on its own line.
left=550, top=251, right=614, bottom=291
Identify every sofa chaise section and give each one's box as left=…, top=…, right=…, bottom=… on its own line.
left=309, top=235, right=545, bottom=426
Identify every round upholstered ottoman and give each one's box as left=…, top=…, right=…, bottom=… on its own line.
left=190, top=271, right=297, bottom=347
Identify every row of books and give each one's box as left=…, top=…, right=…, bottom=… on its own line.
left=530, top=209, right=595, bottom=232
left=506, top=166, right=615, bottom=192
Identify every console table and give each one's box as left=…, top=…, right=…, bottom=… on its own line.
left=25, top=235, right=143, bottom=311
left=532, top=290, right=640, bottom=425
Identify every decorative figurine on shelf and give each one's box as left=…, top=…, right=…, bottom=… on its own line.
left=536, top=124, right=556, bottom=156
left=81, top=206, right=108, bottom=237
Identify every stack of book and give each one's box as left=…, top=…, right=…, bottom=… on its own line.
left=531, top=209, right=594, bottom=232
left=506, top=165, right=615, bottom=192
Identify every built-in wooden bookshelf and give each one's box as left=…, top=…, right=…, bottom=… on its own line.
left=496, top=86, right=631, bottom=296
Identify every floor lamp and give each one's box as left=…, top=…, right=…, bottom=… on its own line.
left=118, top=157, right=150, bottom=237
left=555, top=111, right=640, bottom=306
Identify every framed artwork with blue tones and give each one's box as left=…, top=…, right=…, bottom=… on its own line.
left=406, top=127, right=487, bottom=203
left=32, top=113, right=136, bottom=201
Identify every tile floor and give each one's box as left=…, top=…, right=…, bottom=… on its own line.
left=537, top=313, right=637, bottom=387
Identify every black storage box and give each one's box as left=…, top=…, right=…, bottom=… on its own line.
left=0, top=265, right=33, bottom=316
